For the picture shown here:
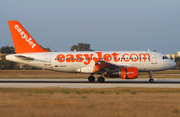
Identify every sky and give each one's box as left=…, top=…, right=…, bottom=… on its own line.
left=0, top=0, right=180, bottom=54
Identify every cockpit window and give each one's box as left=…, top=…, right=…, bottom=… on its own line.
left=162, top=56, right=168, bottom=59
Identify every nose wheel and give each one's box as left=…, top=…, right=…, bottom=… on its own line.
left=149, top=78, right=154, bottom=83
left=148, top=71, right=154, bottom=83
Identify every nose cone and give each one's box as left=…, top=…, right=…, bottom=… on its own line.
left=171, top=60, right=176, bottom=68
left=169, top=60, right=176, bottom=69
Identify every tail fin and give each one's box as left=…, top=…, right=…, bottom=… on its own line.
left=8, top=21, right=48, bottom=54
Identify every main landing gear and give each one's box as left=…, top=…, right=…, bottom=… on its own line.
left=88, top=75, right=95, bottom=82
left=148, top=71, right=154, bottom=83
left=97, top=77, right=105, bottom=83
left=88, top=75, right=105, bottom=83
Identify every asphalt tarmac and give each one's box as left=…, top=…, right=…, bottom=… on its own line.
left=0, top=78, right=180, bottom=88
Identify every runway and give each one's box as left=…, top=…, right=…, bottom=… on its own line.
left=0, top=78, right=180, bottom=88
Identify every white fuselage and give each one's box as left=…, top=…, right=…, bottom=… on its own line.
left=6, top=51, right=176, bottom=73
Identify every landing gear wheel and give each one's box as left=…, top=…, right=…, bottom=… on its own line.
left=149, top=78, right=154, bottom=83
left=97, top=77, right=105, bottom=83
left=148, top=71, right=154, bottom=83
left=88, top=76, right=95, bottom=82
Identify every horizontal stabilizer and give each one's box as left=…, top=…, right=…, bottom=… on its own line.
left=15, top=55, right=34, bottom=60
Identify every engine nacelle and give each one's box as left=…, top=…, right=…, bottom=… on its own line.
left=104, top=67, right=138, bottom=79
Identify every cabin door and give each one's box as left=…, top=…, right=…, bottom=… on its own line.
left=151, top=53, right=157, bottom=64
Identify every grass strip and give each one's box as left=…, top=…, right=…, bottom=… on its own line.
left=0, top=87, right=180, bottom=94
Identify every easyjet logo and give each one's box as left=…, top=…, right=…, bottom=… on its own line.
left=14, top=25, right=36, bottom=49
left=56, top=52, right=150, bottom=65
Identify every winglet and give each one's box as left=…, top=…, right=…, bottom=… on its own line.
left=8, top=21, right=48, bottom=54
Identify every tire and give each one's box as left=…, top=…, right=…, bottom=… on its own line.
left=88, top=76, right=95, bottom=82
left=98, top=77, right=105, bottom=83
left=149, top=78, right=154, bottom=83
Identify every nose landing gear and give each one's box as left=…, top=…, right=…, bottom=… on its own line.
left=148, top=71, right=154, bottom=83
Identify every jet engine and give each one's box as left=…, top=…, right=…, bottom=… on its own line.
left=104, top=67, right=138, bottom=79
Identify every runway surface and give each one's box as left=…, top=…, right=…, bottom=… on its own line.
left=0, top=78, right=180, bottom=88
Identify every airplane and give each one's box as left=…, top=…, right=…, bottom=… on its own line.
left=6, top=21, right=176, bottom=83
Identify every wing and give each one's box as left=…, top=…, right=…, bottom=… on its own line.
left=93, top=60, right=133, bottom=74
